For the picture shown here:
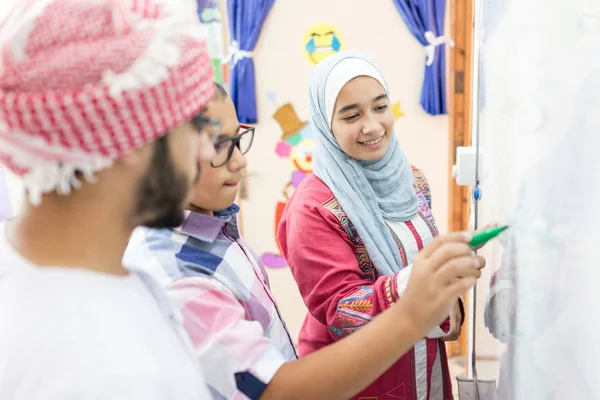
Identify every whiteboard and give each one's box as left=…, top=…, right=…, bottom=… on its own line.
left=478, top=0, right=600, bottom=398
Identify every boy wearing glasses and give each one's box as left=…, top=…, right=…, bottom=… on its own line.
left=124, top=84, right=487, bottom=400
left=123, top=84, right=296, bottom=399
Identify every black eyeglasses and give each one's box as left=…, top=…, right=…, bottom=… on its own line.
left=211, top=124, right=255, bottom=168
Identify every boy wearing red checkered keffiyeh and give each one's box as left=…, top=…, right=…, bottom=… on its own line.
left=0, top=0, right=218, bottom=398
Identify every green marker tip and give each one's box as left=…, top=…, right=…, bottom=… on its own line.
left=469, top=225, right=509, bottom=249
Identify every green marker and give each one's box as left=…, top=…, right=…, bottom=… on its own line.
left=469, top=225, right=509, bottom=248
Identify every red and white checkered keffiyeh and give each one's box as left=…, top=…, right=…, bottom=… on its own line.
left=0, top=0, right=215, bottom=204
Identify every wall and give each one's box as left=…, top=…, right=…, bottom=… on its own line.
left=238, top=0, right=451, bottom=342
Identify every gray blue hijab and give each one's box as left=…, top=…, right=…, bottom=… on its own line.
left=310, top=50, right=419, bottom=276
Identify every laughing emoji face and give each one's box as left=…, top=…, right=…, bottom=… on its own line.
left=303, top=23, right=344, bottom=65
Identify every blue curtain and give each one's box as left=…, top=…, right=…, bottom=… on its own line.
left=226, top=0, right=275, bottom=123
left=392, top=0, right=450, bottom=115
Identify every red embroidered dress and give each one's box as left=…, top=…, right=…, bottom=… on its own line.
left=278, top=167, right=455, bottom=400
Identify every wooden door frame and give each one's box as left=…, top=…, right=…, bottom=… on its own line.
left=446, top=0, right=474, bottom=359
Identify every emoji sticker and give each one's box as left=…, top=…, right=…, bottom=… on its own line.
left=303, top=23, right=345, bottom=65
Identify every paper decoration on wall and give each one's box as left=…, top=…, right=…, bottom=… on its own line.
left=262, top=103, right=314, bottom=269
left=267, top=91, right=277, bottom=104
left=274, top=103, right=308, bottom=143
left=303, top=23, right=345, bottom=65
left=197, top=0, right=226, bottom=84
left=275, top=141, right=292, bottom=158
left=197, top=0, right=220, bottom=22
left=391, top=101, right=406, bottom=120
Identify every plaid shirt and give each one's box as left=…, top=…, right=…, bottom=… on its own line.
left=124, top=205, right=297, bottom=400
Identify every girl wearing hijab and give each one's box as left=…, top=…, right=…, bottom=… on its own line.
left=278, top=51, right=463, bottom=399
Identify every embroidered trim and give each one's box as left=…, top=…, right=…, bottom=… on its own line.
left=323, top=197, right=377, bottom=281
left=412, top=168, right=439, bottom=238
left=412, top=166, right=432, bottom=208
left=333, top=286, right=374, bottom=336
left=330, top=326, right=344, bottom=337
left=339, top=299, right=373, bottom=312
left=384, top=276, right=396, bottom=306
left=419, top=211, right=439, bottom=237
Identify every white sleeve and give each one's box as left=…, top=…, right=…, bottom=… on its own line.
left=394, top=264, right=455, bottom=339
left=0, top=319, right=210, bottom=400
left=2, top=348, right=174, bottom=400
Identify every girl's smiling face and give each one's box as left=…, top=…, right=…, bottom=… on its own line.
left=330, top=76, right=394, bottom=161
